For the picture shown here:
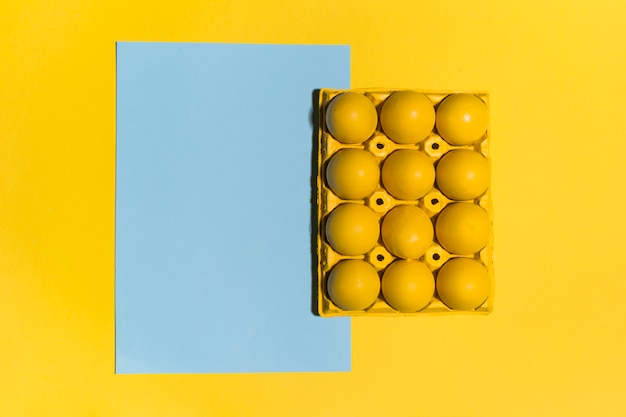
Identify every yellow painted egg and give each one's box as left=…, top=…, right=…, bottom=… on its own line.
left=326, top=149, right=380, bottom=200
left=435, top=203, right=490, bottom=255
left=435, top=149, right=489, bottom=200
left=381, top=149, right=435, bottom=200
left=436, top=257, right=489, bottom=310
left=325, top=92, right=378, bottom=144
left=382, top=260, right=435, bottom=312
left=325, top=203, right=380, bottom=256
left=381, top=205, right=433, bottom=259
left=380, top=91, right=435, bottom=144
left=435, top=94, right=488, bottom=145
left=327, top=259, right=381, bottom=311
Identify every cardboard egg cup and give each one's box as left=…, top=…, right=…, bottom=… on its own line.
left=316, top=88, right=494, bottom=317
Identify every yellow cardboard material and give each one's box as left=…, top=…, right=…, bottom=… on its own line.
left=317, top=88, right=494, bottom=316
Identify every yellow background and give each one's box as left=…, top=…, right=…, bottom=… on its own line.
left=2, top=0, right=626, bottom=415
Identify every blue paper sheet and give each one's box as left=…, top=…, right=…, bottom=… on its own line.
left=115, top=43, right=351, bottom=373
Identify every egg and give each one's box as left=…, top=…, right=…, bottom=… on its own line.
left=382, top=260, right=434, bottom=312
left=327, top=259, right=381, bottom=311
left=382, top=149, right=435, bottom=200
left=325, top=203, right=380, bottom=256
left=436, top=257, right=489, bottom=310
left=325, top=92, right=378, bottom=144
left=326, top=149, right=380, bottom=200
left=435, top=203, right=490, bottom=255
left=435, top=94, right=488, bottom=145
left=381, top=205, right=433, bottom=259
left=435, top=149, right=489, bottom=200
left=380, top=91, right=435, bottom=144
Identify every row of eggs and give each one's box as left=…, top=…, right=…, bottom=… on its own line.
left=325, top=91, right=488, bottom=146
left=325, top=202, right=489, bottom=259
left=327, top=257, right=489, bottom=313
left=326, top=147, right=489, bottom=202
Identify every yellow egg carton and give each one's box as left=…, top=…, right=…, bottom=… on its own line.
left=316, top=88, right=494, bottom=317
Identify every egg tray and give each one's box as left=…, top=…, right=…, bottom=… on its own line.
left=316, top=88, right=494, bottom=317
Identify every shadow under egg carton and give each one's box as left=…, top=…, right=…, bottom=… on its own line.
left=316, top=88, right=494, bottom=317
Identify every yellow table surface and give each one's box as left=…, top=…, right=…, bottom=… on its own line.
left=2, top=1, right=626, bottom=415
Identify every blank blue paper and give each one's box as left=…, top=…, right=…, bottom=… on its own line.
left=115, top=43, right=351, bottom=373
